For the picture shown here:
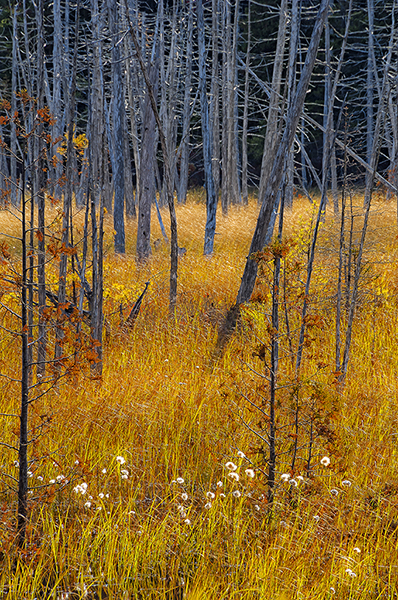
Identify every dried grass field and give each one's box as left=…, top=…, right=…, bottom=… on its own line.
left=1, top=191, right=398, bottom=598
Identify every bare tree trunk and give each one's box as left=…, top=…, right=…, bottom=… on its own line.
left=198, top=0, right=218, bottom=255
left=210, top=0, right=221, bottom=205
left=177, top=0, right=194, bottom=204
left=108, top=0, right=125, bottom=253
left=136, top=60, right=159, bottom=260
left=52, top=0, right=64, bottom=199
left=258, top=0, right=288, bottom=204
left=366, top=0, right=375, bottom=192
left=226, top=0, right=241, bottom=206
left=124, top=0, right=179, bottom=313
left=17, top=164, right=29, bottom=548
left=10, top=1, right=19, bottom=207
left=90, top=0, right=105, bottom=207
left=124, top=0, right=141, bottom=213
left=35, top=0, right=47, bottom=376
left=340, top=8, right=395, bottom=381
left=285, top=0, right=300, bottom=209
left=241, top=0, right=251, bottom=205
left=55, top=0, right=80, bottom=362
left=235, top=0, right=331, bottom=306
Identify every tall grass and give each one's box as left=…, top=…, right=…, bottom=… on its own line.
left=0, top=192, right=398, bottom=598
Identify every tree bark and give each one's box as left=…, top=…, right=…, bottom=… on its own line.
left=236, top=0, right=332, bottom=306
left=198, top=0, right=218, bottom=255
left=136, top=60, right=159, bottom=260
left=108, top=0, right=126, bottom=253
left=124, top=0, right=179, bottom=313
left=258, top=0, right=288, bottom=204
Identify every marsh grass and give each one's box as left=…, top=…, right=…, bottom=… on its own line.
left=0, top=192, right=398, bottom=598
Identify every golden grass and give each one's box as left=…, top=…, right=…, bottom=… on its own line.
left=1, top=191, right=398, bottom=598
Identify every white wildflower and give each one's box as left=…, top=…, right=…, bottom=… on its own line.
left=219, top=493, right=226, bottom=498
left=56, top=474, right=65, bottom=482
left=204, top=502, right=212, bottom=509
left=313, top=515, right=320, bottom=521
left=342, top=479, right=352, bottom=487
left=228, top=472, right=240, bottom=482
left=289, top=479, right=298, bottom=488
left=225, top=461, right=237, bottom=471
left=254, top=505, right=260, bottom=511
left=84, top=501, right=92, bottom=508
left=330, top=488, right=339, bottom=496
left=98, top=493, right=104, bottom=499
left=237, top=451, right=246, bottom=459
left=27, top=471, right=33, bottom=478
left=116, top=456, right=126, bottom=465
left=73, top=482, right=88, bottom=495
left=206, top=491, right=215, bottom=499
left=296, top=475, right=304, bottom=482
left=121, top=469, right=129, bottom=478
left=37, top=475, right=43, bottom=482
left=320, top=456, right=330, bottom=467
left=176, top=477, right=184, bottom=484
left=217, top=481, right=223, bottom=488
left=184, top=519, right=191, bottom=525
left=280, top=473, right=291, bottom=482
left=49, top=479, right=56, bottom=484
left=102, top=468, right=107, bottom=474
left=181, top=493, right=188, bottom=501
left=345, top=568, right=356, bottom=577
left=245, top=469, right=255, bottom=479
left=353, top=547, right=361, bottom=554
left=232, top=490, right=241, bottom=498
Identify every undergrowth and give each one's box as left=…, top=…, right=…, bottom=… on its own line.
left=1, top=192, right=398, bottom=598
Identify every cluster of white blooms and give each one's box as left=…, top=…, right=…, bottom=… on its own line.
left=116, top=456, right=126, bottom=465
left=120, top=469, right=129, bottom=480
left=177, top=505, right=187, bottom=518
left=225, top=461, right=237, bottom=471
left=320, top=456, right=330, bottom=467
left=280, top=473, right=304, bottom=487
left=345, top=568, right=357, bottom=578
left=74, top=482, right=88, bottom=495
left=228, top=472, right=239, bottom=482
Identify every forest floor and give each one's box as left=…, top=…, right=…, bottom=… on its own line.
left=1, top=190, right=398, bottom=598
